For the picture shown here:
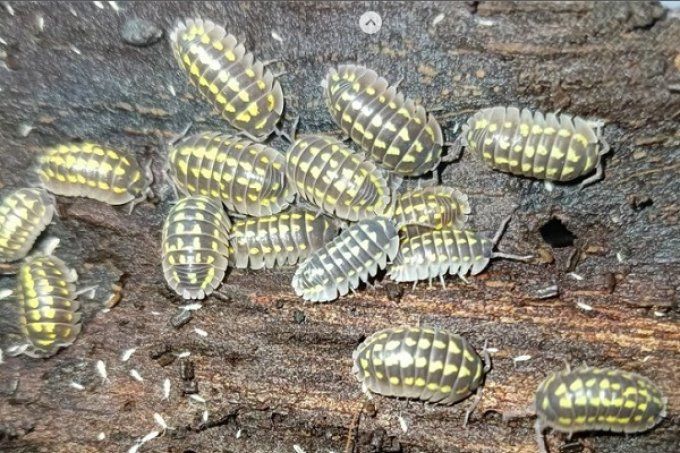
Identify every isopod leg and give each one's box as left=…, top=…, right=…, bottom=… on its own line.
left=463, top=386, right=484, bottom=427
left=535, top=419, right=549, bottom=453
left=442, top=135, right=464, bottom=163
left=578, top=159, right=604, bottom=189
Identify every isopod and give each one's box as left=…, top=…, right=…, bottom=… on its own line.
left=451, top=106, right=610, bottom=187
left=170, top=18, right=284, bottom=141
left=37, top=142, right=150, bottom=208
left=228, top=208, right=339, bottom=269
left=353, top=325, right=490, bottom=424
left=324, top=64, right=443, bottom=176
left=534, top=366, right=666, bottom=453
left=392, top=186, right=470, bottom=229
left=285, top=135, right=390, bottom=221
left=292, top=218, right=398, bottom=302
left=1, top=248, right=82, bottom=358
left=387, top=216, right=531, bottom=287
left=161, top=196, right=231, bottom=299
left=168, top=132, right=293, bottom=217
left=0, top=188, right=55, bottom=263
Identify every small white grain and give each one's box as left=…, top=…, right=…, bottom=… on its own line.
left=162, top=378, right=171, bottom=400
left=0, top=348, right=3, bottom=365
left=70, top=381, right=85, bottom=390
left=35, top=14, right=44, bottom=32
left=271, top=31, right=283, bottom=43
left=0, top=36, right=6, bottom=45
left=168, top=84, right=176, bottom=97
left=293, top=446, right=306, bottom=453
left=236, top=428, right=242, bottom=439
left=485, top=347, right=499, bottom=354
left=107, top=1, right=120, bottom=12
left=642, top=355, right=653, bottom=363
left=432, top=13, right=444, bottom=26
left=181, top=303, right=202, bottom=311
left=177, top=351, right=191, bottom=358
left=93, top=1, right=104, bottom=9
left=4, top=3, right=14, bottom=16
left=69, top=6, right=78, bottom=16
left=120, top=348, right=136, bottom=362
left=70, top=45, right=82, bottom=55
left=476, top=18, right=496, bottom=26
left=101, top=308, right=111, bottom=313
left=616, top=252, right=625, bottom=263
left=543, top=180, right=555, bottom=192
left=567, top=272, right=584, bottom=281
left=189, top=394, right=206, bottom=403
left=130, top=369, right=143, bottom=382
left=97, top=432, right=106, bottom=441
left=140, top=430, right=160, bottom=444
left=398, top=415, right=408, bottom=433
left=194, top=327, right=208, bottom=337
left=153, top=412, right=167, bottom=430
left=8, top=344, right=29, bottom=355
left=576, top=301, right=593, bottom=311
left=513, top=354, right=532, bottom=363
left=653, top=311, right=665, bottom=317
left=128, top=444, right=140, bottom=453
left=96, top=360, right=109, bottom=382
left=202, top=409, right=209, bottom=423
left=151, top=310, right=161, bottom=315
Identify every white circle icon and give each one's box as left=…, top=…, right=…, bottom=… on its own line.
left=360, top=11, right=382, bottom=34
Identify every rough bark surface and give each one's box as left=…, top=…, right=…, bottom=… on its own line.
left=0, top=1, right=678, bottom=452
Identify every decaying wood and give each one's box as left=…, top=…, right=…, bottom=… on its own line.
left=0, top=1, right=678, bottom=452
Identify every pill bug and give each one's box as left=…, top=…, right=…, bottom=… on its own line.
left=387, top=216, right=531, bottom=287
left=451, top=106, right=610, bottom=188
left=37, top=142, right=150, bottom=208
left=170, top=18, right=284, bottom=141
left=292, top=218, right=399, bottom=302
left=534, top=366, right=667, bottom=453
left=324, top=64, right=443, bottom=177
left=161, top=196, right=231, bottom=300
left=0, top=251, right=81, bottom=358
left=285, top=135, right=390, bottom=222
left=392, top=186, right=470, bottom=230
left=0, top=188, right=55, bottom=263
left=228, top=208, right=339, bottom=269
left=353, top=326, right=490, bottom=423
left=168, top=132, right=294, bottom=217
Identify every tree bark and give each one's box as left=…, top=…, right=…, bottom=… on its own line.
left=0, top=1, right=678, bottom=452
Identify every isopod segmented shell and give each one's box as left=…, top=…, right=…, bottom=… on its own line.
left=324, top=64, right=443, bottom=176
left=37, top=142, right=149, bottom=206
left=353, top=326, right=488, bottom=405
left=292, top=218, right=399, bottom=302
left=534, top=367, right=666, bottom=453
left=170, top=18, right=284, bottom=140
left=161, top=196, right=231, bottom=300
left=0, top=188, right=55, bottom=263
left=12, top=253, right=81, bottom=358
left=387, top=217, right=530, bottom=286
left=393, top=186, right=470, bottom=230
left=461, top=106, right=609, bottom=186
left=387, top=226, right=494, bottom=284
left=285, top=135, right=390, bottom=222
left=228, top=208, right=339, bottom=269
left=168, top=132, right=294, bottom=217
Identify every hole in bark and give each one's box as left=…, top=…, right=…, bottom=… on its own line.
left=539, top=218, right=576, bottom=248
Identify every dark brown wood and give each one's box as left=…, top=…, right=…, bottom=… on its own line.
left=0, top=1, right=678, bottom=452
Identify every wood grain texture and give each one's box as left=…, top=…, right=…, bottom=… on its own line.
left=0, top=1, right=678, bottom=452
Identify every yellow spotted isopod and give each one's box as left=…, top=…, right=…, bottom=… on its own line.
left=0, top=249, right=82, bottom=358
left=168, top=132, right=294, bottom=217
left=324, top=64, right=444, bottom=177
left=534, top=366, right=667, bottom=453
left=0, top=188, right=55, bottom=263
left=37, top=142, right=150, bottom=208
left=452, top=106, right=610, bottom=188
left=170, top=18, right=284, bottom=141
left=353, top=326, right=490, bottom=424
left=161, top=196, right=231, bottom=300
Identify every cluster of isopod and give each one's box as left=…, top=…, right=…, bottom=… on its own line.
left=0, top=13, right=664, bottom=453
